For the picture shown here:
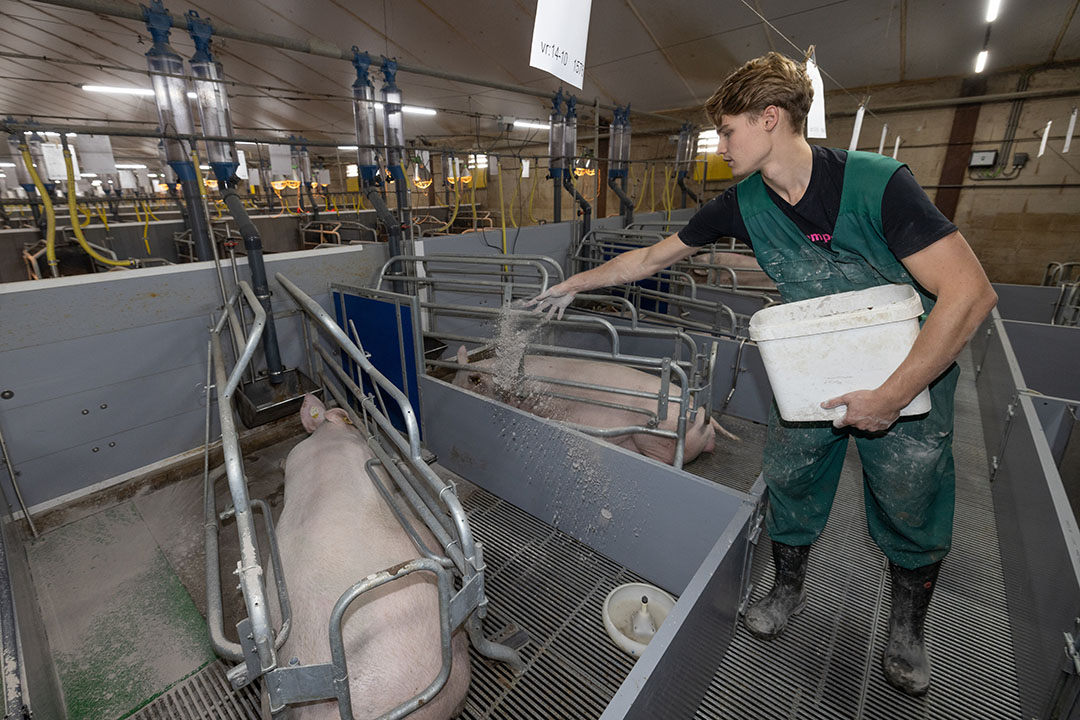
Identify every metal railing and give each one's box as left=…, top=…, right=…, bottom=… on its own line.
left=375, top=255, right=716, bottom=470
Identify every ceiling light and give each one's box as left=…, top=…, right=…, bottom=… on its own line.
left=337, top=145, right=359, bottom=150
left=975, top=50, right=988, bottom=73
left=83, top=85, right=155, bottom=96
left=147, top=173, right=158, bottom=178
left=236, top=141, right=259, bottom=145
left=986, top=0, right=1001, bottom=22
left=513, top=120, right=551, bottom=131
left=0, top=162, right=15, bottom=168
left=187, top=92, right=197, bottom=99
left=91, top=179, right=102, bottom=186
left=80, top=173, right=98, bottom=177
left=199, top=165, right=210, bottom=170
left=66, top=133, right=77, bottom=137
left=402, top=106, right=436, bottom=116
left=115, top=163, right=147, bottom=169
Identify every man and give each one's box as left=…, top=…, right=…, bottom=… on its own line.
left=530, top=52, right=997, bottom=696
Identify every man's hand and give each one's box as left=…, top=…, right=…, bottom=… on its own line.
left=821, top=388, right=905, bottom=432
left=525, top=283, right=577, bottom=320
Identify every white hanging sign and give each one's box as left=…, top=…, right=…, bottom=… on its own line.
left=75, top=134, right=116, bottom=174
left=521, top=158, right=531, bottom=178
left=268, top=144, right=293, bottom=178
left=317, top=168, right=331, bottom=185
left=805, top=53, right=827, bottom=138
left=1064, top=107, right=1077, bottom=154
left=247, top=168, right=261, bottom=187
left=877, top=124, right=889, bottom=155
left=1038, top=120, right=1052, bottom=158
left=118, top=170, right=138, bottom=190
left=848, top=104, right=865, bottom=151
left=41, top=142, right=76, bottom=182
left=236, top=149, right=249, bottom=179
left=529, top=0, right=592, bottom=89
left=892, top=136, right=901, bottom=159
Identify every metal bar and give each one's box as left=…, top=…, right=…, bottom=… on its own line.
left=328, top=559, right=454, bottom=720
left=223, top=283, right=267, bottom=399
left=209, top=329, right=277, bottom=676
left=0, top=422, right=37, bottom=538
left=251, top=499, right=292, bottom=651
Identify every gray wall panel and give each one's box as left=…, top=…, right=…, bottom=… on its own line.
left=993, top=283, right=1062, bottom=323
left=1001, top=320, right=1080, bottom=400
left=0, top=244, right=389, bottom=509
left=421, top=375, right=748, bottom=594
left=991, top=395, right=1080, bottom=720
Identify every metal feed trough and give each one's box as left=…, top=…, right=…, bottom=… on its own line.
left=373, top=254, right=717, bottom=469
left=572, top=229, right=778, bottom=337
left=204, top=273, right=524, bottom=719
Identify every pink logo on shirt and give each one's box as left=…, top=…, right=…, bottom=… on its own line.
left=808, top=233, right=832, bottom=244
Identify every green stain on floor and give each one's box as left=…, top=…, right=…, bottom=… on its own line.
left=28, top=502, right=215, bottom=720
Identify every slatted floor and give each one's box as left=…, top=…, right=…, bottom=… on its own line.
left=697, top=348, right=1024, bottom=719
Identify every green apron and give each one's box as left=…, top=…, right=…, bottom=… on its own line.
left=739, top=150, right=958, bottom=570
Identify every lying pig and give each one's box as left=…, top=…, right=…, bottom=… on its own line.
left=452, top=346, right=735, bottom=465
left=688, top=250, right=777, bottom=290
left=274, top=394, right=470, bottom=720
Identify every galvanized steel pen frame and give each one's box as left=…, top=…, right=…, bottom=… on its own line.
left=204, top=274, right=523, bottom=719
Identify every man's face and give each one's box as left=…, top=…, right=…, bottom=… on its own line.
left=715, top=111, right=770, bottom=176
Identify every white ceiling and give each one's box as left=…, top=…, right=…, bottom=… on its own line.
left=1, top=0, right=1077, bottom=164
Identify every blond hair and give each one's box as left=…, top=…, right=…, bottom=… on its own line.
left=704, top=52, right=813, bottom=133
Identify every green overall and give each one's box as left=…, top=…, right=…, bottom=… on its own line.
left=738, top=150, right=959, bottom=570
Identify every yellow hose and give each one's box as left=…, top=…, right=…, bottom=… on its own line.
left=496, top=167, right=507, bottom=253
left=144, top=200, right=160, bottom=222
left=507, top=172, right=520, bottom=228
left=133, top=201, right=152, bottom=255
left=469, top=174, right=477, bottom=228
left=20, top=146, right=57, bottom=275
left=635, top=165, right=650, bottom=213
left=77, top=204, right=92, bottom=228
left=62, top=148, right=134, bottom=267
left=431, top=182, right=461, bottom=234
left=96, top=205, right=109, bottom=231
left=527, top=171, right=539, bottom=224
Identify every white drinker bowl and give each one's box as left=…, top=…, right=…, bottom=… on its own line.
left=602, top=582, right=676, bottom=658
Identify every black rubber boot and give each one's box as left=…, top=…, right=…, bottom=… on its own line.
left=882, top=560, right=941, bottom=696
left=743, top=542, right=810, bottom=641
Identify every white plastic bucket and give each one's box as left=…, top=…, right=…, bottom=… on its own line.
left=748, top=284, right=932, bottom=422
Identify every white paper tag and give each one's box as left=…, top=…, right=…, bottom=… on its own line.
left=317, top=168, right=331, bottom=185
left=236, top=149, right=249, bottom=179
left=1038, top=120, right=1052, bottom=158
left=420, top=149, right=431, bottom=169
left=892, top=136, right=901, bottom=159
left=269, top=144, right=293, bottom=178
left=1064, top=107, right=1077, bottom=154
left=75, top=134, right=116, bottom=174
left=118, top=170, right=138, bottom=190
left=805, top=55, right=827, bottom=138
left=848, top=104, right=865, bottom=151
left=877, top=124, right=889, bottom=155
left=41, top=142, right=75, bottom=182
left=248, top=168, right=261, bottom=187
left=529, top=0, right=592, bottom=89
left=522, top=158, right=531, bottom=178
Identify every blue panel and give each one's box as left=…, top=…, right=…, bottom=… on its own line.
left=333, top=291, right=421, bottom=438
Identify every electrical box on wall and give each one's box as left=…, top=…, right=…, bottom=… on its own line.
left=969, top=150, right=998, bottom=168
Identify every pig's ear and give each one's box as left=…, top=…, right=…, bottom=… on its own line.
left=456, top=345, right=469, bottom=365
left=300, top=393, right=326, bottom=433
left=325, top=408, right=352, bottom=425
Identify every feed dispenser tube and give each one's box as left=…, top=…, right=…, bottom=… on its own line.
left=607, top=104, right=634, bottom=227
left=562, top=96, right=592, bottom=239
left=353, top=48, right=405, bottom=292
left=675, top=123, right=700, bottom=208
left=548, top=90, right=565, bottom=223
left=143, top=0, right=212, bottom=260
left=380, top=56, right=410, bottom=247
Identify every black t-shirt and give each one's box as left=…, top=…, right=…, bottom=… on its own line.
left=678, top=146, right=956, bottom=259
